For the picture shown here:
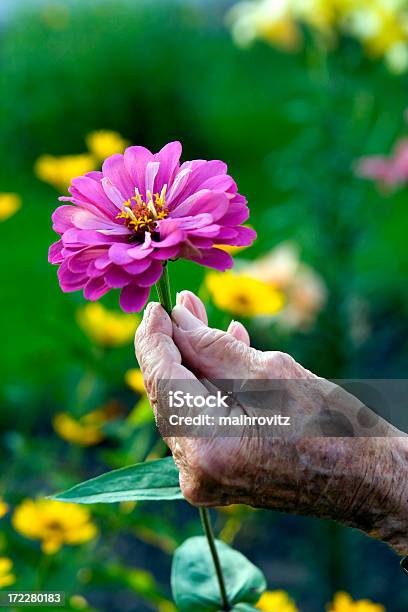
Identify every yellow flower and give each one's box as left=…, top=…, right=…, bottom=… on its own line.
left=205, top=271, right=285, bottom=318
left=53, top=402, right=120, bottom=447
left=125, top=369, right=146, bottom=394
left=0, top=193, right=21, bottom=221
left=228, top=0, right=408, bottom=73
left=244, top=242, right=327, bottom=330
left=34, top=153, right=96, bottom=191
left=86, top=130, right=129, bottom=161
left=228, top=0, right=302, bottom=50
left=256, top=590, right=299, bottom=612
left=53, top=413, right=100, bottom=447
left=295, top=0, right=339, bottom=39
left=0, top=498, right=9, bottom=519
left=341, top=0, right=408, bottom=72
left=0, top=557, right=16, bottom=588
left=12, top=499, right=98, bottom=555
left=327, top=591, right=385, bottom=612
left=76, top=302, right=139, bottom=347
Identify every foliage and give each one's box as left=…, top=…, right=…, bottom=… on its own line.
left=52, top=457, right=183, bottom=503
left=0, top=0, right=407, bottom=610
left=171, top=537, right=266, bottom=611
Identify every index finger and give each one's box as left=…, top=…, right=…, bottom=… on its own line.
left=135, top=302, right=191, bottom=399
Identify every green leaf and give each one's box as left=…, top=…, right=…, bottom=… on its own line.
left=51, top=456, right=184, bottom=503
left=231, top=605, right=259, bottom=611
left=171, top=536, right=266, bottom=612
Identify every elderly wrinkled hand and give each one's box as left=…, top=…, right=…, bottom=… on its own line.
left=135, top=290, right=408, bottom=556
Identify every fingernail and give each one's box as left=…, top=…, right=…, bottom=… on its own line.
left=176, top=290, right=195, bottom=313
left=176, top=291, right=188, bottom=306
left=172, top=304, right=203, bottom=330
left=227, top=320, right=237, bottom=332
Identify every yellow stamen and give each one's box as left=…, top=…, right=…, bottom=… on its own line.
left=117, top=184, right=168, bottom=233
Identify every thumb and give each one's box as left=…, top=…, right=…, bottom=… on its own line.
left=172, top=304, right=260, bottom=379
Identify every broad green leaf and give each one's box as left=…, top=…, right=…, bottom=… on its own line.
left=171, top=536, right=266, bottom=611
left=231, top=605, right=259, bottom=611
left=51, top=456, right=183, bottom=503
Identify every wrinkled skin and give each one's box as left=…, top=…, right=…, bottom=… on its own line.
left=135, top=291, right=408, bottom=555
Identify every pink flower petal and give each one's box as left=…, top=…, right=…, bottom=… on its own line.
left=71, top=207, right=129, bottom=234
left=48, top=240, right=64, bottom=264
left=145, top=161, right=160, bottom=195
left=127, top=244, right=154, bottom=260
left=87, top=261, right=107, bottom=278
left=200, top=174, right=235, bottom=192
left=62, top=228, right=124, bottom=246
left=187, top=247, right=233, bottom=271
left=173, top=160, right=228, bottom=203
left=150, top=245, right=180, bottom=260
left=120, top=284, right=150, bottom=313
left=57, top=261, right=87, bottom=292
left=172, top=190, right=229, bottom=221
left=217, top=202, right=249, bottom=226
left=52, top=206, right=75, bottom=233
left=123, top=259, right=152, bottom=274
left=108, top=243, right=134, bottom=265
left=67, top=247, right=107, bottom=273
left=101, top=177, right=126, bottom=209
left=212, top=227, right=238, bottom=240
left=187, top=237, right=213, bottom=249
left=155, top=227, right=184, bottom=247
left=69, top=175, right=118, bottom=218
left=94, top=254, right=111, bottom=270
left=134, top=260, right=163, bottom=287
left=124, top=146, right=154, bottom=195
left=166, top=167, right=192, bottom=204
left=102, top=154, right=134, bottom=200
left=188, top=224, right=221, bottom=237
left=216, top=225, right=257, bottom=246
left=104, top=266, right=133, bottom=289
left=153, top=141, right=182, bottom=191
left=84, top=276, right=110, bottom=301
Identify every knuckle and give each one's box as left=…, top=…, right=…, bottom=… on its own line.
left=262, top=351, right=295, bottom=376
left=192, top=328, right=228, bottom=352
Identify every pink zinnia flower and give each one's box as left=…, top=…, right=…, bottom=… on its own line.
left=49, top=141, right=256, bottom=312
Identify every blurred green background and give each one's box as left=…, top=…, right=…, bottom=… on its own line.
left=0, top=0, right=407, bottom=610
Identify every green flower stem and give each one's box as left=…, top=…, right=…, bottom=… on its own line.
left=155, top=265, right=231, bottom=611
left=199, top=507, right=230, bottom=611
left=155, top=263, right=172, bottom=315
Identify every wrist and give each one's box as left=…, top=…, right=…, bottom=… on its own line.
left=368, top=436, right=408, bottom=555
left=341, top=435, right=408, bottom=555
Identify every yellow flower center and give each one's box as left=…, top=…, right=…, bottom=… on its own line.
left=44, top=520, right=64, bottom=534
left=116, top=184, right=168, bottom=233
